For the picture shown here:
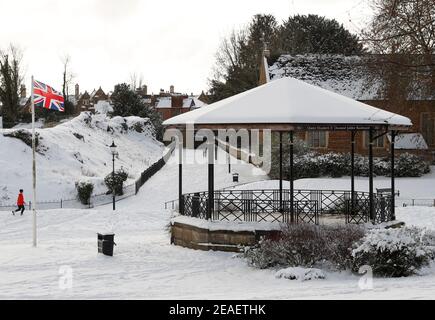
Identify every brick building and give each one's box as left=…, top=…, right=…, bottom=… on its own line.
left=74, top=84, right=110, bottom=113
left=259, top=52, right=435, bottom=160
left=139, top=85, right=207, bottom=121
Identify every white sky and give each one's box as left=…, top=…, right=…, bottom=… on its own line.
left=0, top=0, right=373, bottom=95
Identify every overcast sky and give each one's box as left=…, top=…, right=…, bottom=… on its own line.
left=0, top=0, right=373, bottom=95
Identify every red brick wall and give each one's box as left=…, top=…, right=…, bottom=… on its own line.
left=300, top=100, right=435, bottom=157
left=157, top=108, right=191, bottom=121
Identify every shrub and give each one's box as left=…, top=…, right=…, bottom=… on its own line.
left=270, top=150, right=430, bottom=180
left=104, top=167, right=128, bottom=195
left=73, top=132, right=84, bottom=141
left=242, top=224, right=365, bottom=270
left=318, top=153, right=349, bottom=177
left=351, top=227, right=434, bottom=277
left=393, top=153, right=430, bottom=177
left=75, top=181, right=94, bottom=205
left=292, top=153, right=322, bottom=179
left=3, top=129, right=39, bottom=148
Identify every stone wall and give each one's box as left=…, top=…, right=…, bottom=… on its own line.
left=171, top=221, right=280, bottom=252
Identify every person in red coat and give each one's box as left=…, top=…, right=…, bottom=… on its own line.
left=12, top=189, right=26, bottom=216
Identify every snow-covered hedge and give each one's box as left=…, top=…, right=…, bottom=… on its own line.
left=351, top=227, right=435, bottom=277
left=271, top=151, right=430, bottom=180
left=395, top=153, right=431, bottom=177
left=242, top=224, right=365, bottom=270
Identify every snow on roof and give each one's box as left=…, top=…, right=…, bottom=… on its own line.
left=156, top=96, right=207, bottom=109
left=388, top=133, right=428, bottom=150
left=268, top=54, right=382, bottom=100
left=163, top=77, right=412, bottom=127
left=183, top=97, right=207, bottom=109
left=89, top=89, right=96, bottom=98
left=268, top=54, right=434, bottom=101
left=156, top=97, right=172, bottom=108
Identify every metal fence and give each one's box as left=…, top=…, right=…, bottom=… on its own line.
left=401, top=199, right=435, bottom=207
left=135, top=144, right=175, bottom=194
left=179, top=189, right=393, bottom=225
left=1, top=183, right=137, bottom=211
left=1, top=146, right=174, bottom=211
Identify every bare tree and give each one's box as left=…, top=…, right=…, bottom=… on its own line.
left=129, top=72, right=144, bottom=91
left=363, top=0, right=435, bottom=56
left=362, top=0, right=435, bottom=99
left=0, top=44, right=24, bottom=127
left=61, top=54, right=75, bottom=100
left=60, top=54, right=76, bottom=115
left=212, top=28, right=248, bottom=82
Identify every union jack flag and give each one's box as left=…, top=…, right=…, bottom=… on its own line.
left=33, top=80, right=65, bottom=112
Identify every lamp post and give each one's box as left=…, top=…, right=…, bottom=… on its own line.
left=110, top=140, right=117, bottom=210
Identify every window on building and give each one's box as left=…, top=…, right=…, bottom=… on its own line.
left=307, top=131, right=327, bottom=148
left=421, top=113, right=435, bottom=147
left=364, top=130, right=385, bottom=148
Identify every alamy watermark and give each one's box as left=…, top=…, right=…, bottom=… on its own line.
left=163, top=124, right=273, bottom=175
left=58, top=265, right=73, bottom=290
left=358, top=265, right=373, bottom=290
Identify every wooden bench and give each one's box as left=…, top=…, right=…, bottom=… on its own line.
left=376, top=188, right=400, bottom=196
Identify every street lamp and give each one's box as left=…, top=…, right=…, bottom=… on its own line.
left=110, top=140, right=118, bottom=210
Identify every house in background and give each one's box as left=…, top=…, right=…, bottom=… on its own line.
left=153, top=85, right=207, bottom=120
left=74, top=84, right=110, bottom=113
left=259, top=51, right=435, bottom=160
left=130, top=84, right=207, bottom=121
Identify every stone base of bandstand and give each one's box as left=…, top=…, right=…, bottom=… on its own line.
left=170, top=215, right=282, bottom=252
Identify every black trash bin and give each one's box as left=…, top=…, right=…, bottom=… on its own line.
left=97, top=233, right=116, bottom=256
left=232, top=173, right=239, bottom=182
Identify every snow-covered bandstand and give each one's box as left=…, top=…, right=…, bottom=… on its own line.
left=163, top=77, right=412, bottom=250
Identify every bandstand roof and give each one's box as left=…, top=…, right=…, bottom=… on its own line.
left=163, top=77, right=412, bottom=131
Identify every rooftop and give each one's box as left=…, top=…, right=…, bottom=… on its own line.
left=163, top=77, right=412, bottom=129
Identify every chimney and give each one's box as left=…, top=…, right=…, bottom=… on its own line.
left=263, top=48, right=270, bottom=58
left=142, top=84, right=147, bottom=95
left=20, top=84, right=26, bottom=98
left=75, top=83, right=79, bottom=100
left=171, top=96, right=183, bottom=108
left=170, top=85, right=174, bottom=94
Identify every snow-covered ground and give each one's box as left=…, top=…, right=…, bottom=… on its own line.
left=0, top=148, right=434, bottom=299
left=0, top=111, right=163, bottom=204
left=235, top=169, right=435, bottom=206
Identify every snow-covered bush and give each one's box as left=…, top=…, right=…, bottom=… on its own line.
left=3, top=129, right=39, bottom=148
left=242, top=224, right=365, bottom=270
left=394, top=153, right=430, bottom=177
left=318, top=153, right=350, bottom=177
left=75, top=181, right=94, bottom=205
left=104, top=167, right=128, bottom=195
left=275, top=267, right=326, bottom=281
left=351, top=227, right=434, bottom=277
left=270, top=151, right=430, bottom=180
left=292, top=153, right=322, bottom=179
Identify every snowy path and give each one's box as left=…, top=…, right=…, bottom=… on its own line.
left=1, top=148, right=435, bottom=299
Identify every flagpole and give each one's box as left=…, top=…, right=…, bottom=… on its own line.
left=31, top=75, right=37, bottom=248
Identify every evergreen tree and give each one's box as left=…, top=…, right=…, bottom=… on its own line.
left=208, top=14, right=365, bottom=103
left=278, top=14, right=364, bottom=55
left=0, top=45, right=23, bottom=128
left=110, top=83, right=163, bottom=140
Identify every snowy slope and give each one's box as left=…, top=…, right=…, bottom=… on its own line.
left=0, top=148, right=434, bottom=299
left=0, top=111, right=164, bottom=204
